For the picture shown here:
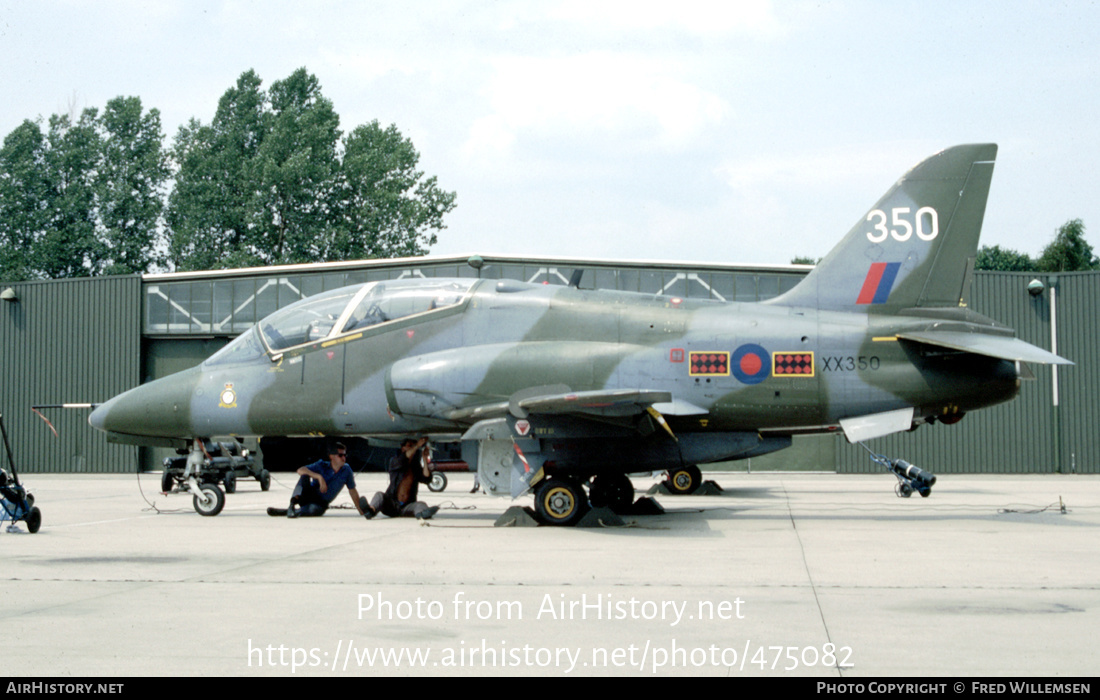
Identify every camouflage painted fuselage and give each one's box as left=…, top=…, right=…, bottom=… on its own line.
left=90, top=279, right=1018, bottom=446
left=89, top=144, right=1069, bottom=496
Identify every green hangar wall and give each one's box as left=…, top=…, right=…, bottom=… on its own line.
left=1, top=258, right=1096, bottom=474
left=0, top=275, right=142, bottom=473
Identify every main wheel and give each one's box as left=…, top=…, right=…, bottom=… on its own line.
left=428, top=471, right=448, bottom=492
left=534, top=478, right=588, bottom=526
left=25, top=506, right=41, bottom=534
left=665, top=465, right=702, bottom=495
left=193, top=484, right=225, bottom=516
left=589, top=473, right=634, bottom=511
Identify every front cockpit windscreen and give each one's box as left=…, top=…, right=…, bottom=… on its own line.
left=204, top=326, right=267, bottom=367
left=256, top=279, right=476, bottom=354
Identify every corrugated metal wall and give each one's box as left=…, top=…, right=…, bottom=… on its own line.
left=836, top=271, right=1096, bottom=474
left=1054, top=272, right=1100, bottom=474
left=0, top=276, right=141, bottom=473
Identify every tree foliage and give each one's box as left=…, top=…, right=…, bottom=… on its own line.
left=1035, top=219, right=1098, bottom=272
left=167, top=68, right=455, bottom=271
left=1, top=67, right=455, bottom=281
left=974, top=244, right=1035, bottom=272
left=0, top=98, right=169, bottom=280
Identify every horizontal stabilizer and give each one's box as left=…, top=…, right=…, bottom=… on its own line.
left=839, top=408, right=915, bottom=443
left=897, top=331, right=1073, bottom=365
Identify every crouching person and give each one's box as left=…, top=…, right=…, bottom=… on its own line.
left=363, top=437, right=439, bottom=520
left=268, top=442, right=367, bottom=518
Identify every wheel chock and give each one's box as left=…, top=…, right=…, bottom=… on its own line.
left=618, top=496, right=664, bottom=515
left=494, top=506, right=541, bottom=527
left=575, top=506, right=625, bottom=528
left=646, top=480, right=724, bottom=496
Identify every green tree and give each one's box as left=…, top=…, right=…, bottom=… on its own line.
left=974, top=244, right=1034, bottom=271
left=1035, top=219, right=1098, bottom=272
left=96, top=97, right=171, bottom=275
left=790, top=256, right=818, bottom=265
left=38, top=110, right=101, bottom=278
left=248, top=68, right=342, bottom=266
left=333, top=121, right=456, bottom=260
left=0, top=99, right=168, bottom=281
left=167, top=70, right=270, bottom=270
left=167, top=68, right=456, bottom=271
left=0, top=120, right=50, bottom=280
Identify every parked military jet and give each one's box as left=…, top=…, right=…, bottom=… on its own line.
left=90, top=144, right=1071, bottom=524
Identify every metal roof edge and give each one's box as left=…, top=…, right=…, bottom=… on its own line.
left=141, top=253, right=814, bottom=282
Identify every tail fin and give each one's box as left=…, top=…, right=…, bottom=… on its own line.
left=770, top=144, right=997, bottom=312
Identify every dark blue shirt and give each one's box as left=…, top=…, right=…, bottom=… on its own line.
left=303, top=459, right=357, bottom=505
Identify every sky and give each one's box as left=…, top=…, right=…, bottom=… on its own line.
left=1, top=0, right=1098, bottom=269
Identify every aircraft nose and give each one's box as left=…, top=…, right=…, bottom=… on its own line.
left=88, top=366, right=201, bottom=439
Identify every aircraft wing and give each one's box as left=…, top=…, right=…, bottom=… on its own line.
left=511, top=387, right=673, bottom=418
left=896, top=331, right=1073, bottom=365
left=458, top=387, right=680, bottom=499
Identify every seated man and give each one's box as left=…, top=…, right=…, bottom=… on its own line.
left=268, top=443, right=367, bottom=518
left=363, top=437, right=439, bottom=520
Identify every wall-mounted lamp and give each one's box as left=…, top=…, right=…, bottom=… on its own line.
left=0, top=288, right=18, bottom=302
left=1027, top=279, right=1045, bottom=297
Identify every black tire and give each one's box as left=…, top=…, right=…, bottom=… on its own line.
left=161, top=469, right=174, bottom=493
left=534, top=478, right=588, bottom=526
left=25, top=506, right=41, bottom=534
left=193, top=484, right=225, bottom=516
left=428, top=472, right=448, bottom=492
left=665, top=465, right=702, bottom=495
left=589, top=473, right=635, bottom=511
left=223, top=470, right=237, bottom=494
left=259, top=469, right=271, bottom=492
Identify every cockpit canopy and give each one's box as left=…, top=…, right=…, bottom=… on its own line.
left=205, top=278, right=476, bottom=366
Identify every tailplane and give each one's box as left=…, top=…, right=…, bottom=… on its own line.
left=770, top=144, right=997, bottom=312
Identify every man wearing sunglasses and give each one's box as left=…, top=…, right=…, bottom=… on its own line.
left=268, top=443, right=367, bottom=518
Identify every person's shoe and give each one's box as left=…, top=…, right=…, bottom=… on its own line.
left=415, top=505, right=440, bottom=520
left=358, top=496, right=377, bottom=519
left=286, top=506, right=300, bottom=518
left=267, top=507, right=288, bottom=517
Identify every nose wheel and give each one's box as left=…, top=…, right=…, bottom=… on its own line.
left=191, top=481, right=225, bottom=516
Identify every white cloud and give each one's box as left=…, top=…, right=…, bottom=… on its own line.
left=716, top=142, right=937, bottom=191
left=546, top=0, right=786, bottom=38
left=463, top=52, right=728, bottom=159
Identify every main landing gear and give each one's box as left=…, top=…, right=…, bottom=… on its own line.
left=663, top=465, right=703, bottom=495
left=534, top=477, right=588, bottom=527
left=531, top=472, right=644, bottom=526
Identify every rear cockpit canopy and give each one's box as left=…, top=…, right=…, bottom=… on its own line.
left=204, top=278, right=476, bottom=366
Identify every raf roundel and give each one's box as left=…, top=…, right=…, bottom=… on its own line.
left=731, top=344, right=771, bottom=385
